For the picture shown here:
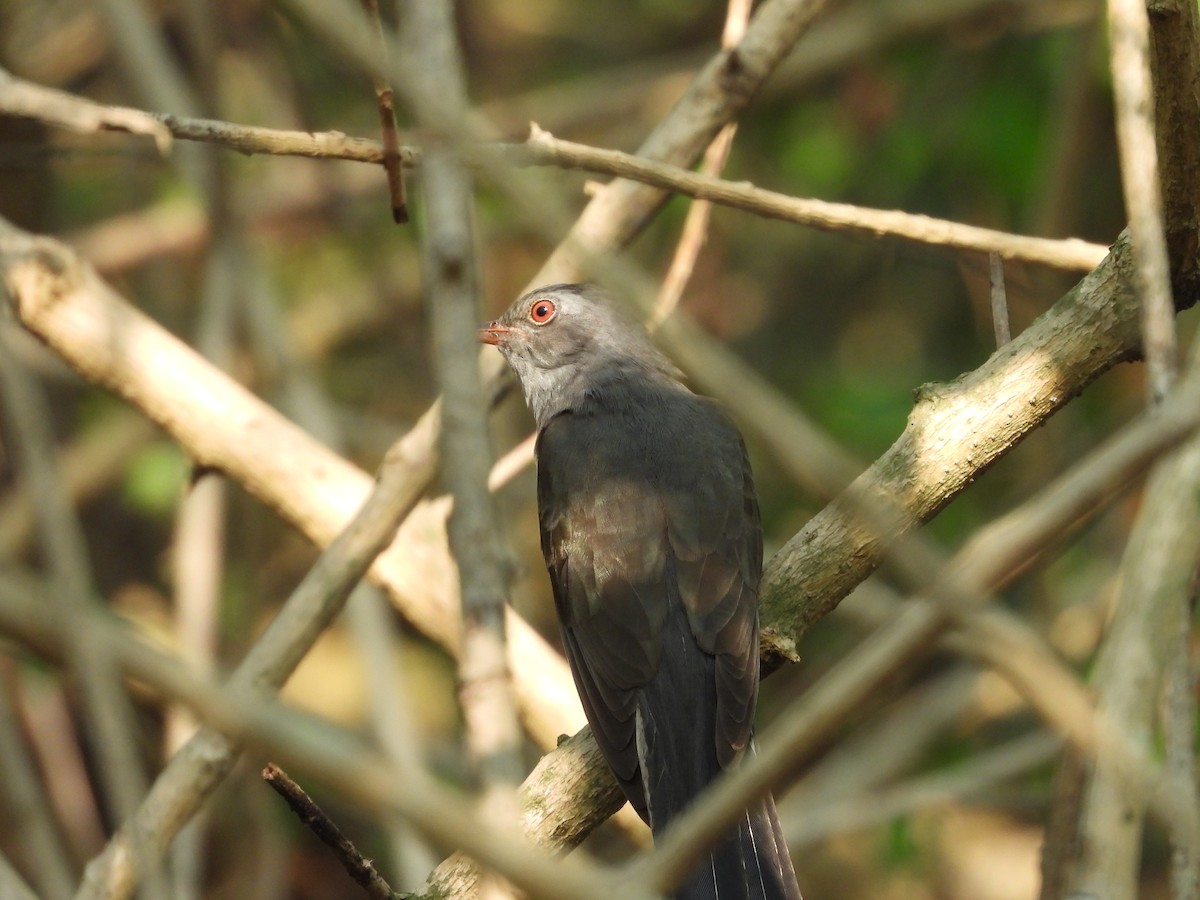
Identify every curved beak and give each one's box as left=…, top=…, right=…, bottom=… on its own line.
left=477, top=322, right=511, bottom=346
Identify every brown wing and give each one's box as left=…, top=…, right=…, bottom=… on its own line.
left=536, top=387, right=761, bottom=823
left=664, top=396, right=763, bottom=771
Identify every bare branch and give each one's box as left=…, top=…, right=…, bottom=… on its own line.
left=0, top=65, right=171, bottom=152
left=651, top=0, right=752, bottom=325
left=2, top=214, right=1192, bottom=885
left=360, top=0, right=408, bottom=223
left=1067, top=361, right=1200, bottom=896
left=989, top=251, right=1011, bottom=346
left=262, top=763, right=396, bottom=900
left=1164, top=622, right=1200, bottom=900
left=401, top=0, right=525, bottom=795
left=0, top=328, right=162, bottom=897
left=0, top=669, right=75, bottom=900
left=515, top=126, right=1109, bottom=272
left=0, top=573, right=645, bottom=900
left=0, top=66, right=1109, bottom=270
left=755, top=234, right=1148, bottom=662
left=1108, top=0, right=1177, bottom=402
left=788, top=731, right=1061, bottom=847
left=1062, top=1, right=1200, bottom=895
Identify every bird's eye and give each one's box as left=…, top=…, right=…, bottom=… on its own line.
left=529, top=298, right=557, bottom=325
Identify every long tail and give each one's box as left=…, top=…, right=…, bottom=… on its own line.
left=672, top=791, right=801, bottom=900
left=636, top=600, right=802, bottom=900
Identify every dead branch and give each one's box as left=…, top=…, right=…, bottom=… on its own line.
left=0, top=67, right=1109, bottom=271
left=262, top=763, right=396, bottom=900
left=514, top=126, right=1108, bottom=272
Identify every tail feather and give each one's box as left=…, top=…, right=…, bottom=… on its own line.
left=673, top=793, right=801, bottom=900
left=635, top=599, right=801, bottom=900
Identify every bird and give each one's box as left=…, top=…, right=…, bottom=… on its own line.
left=479, top=283, right=802, bottom=900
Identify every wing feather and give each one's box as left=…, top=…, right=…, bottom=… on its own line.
left=536, top=388, right=762, bottom=817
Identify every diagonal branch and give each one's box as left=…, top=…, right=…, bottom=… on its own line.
left=0, top=572, right=644, bottom=900
left=755, top=232, right=1161, bottom=662
left=512, top=127, right=1108, bottom=272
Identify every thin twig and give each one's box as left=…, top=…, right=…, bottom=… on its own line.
left=0, top=65, right=170, bottom=152
left=0, top=67, right=1109, bottom=272
left=643, top=232, right=1144, bottom=666
left=262, top=763, right=396, bottom=900
left=10, top=675, right=106, bottom=863
left=1, top=212, right=583, bottom=753
left=516, top=126, right=1109, bottom=273
left=243, top=241, right=432, bottom=875
left=165, top=237, right=239, bottom=895
left=2, top=1, right=1190, bottom=888
left=989, top=251, right=1011, bottom=346
left=1108, top=0, right=1177, bottom=402
left=91, top=0, right=199, bottom=118
left=360, top=0, right=408, bottom=223
left=780, top=665, right=979, bottom=821
left=0, top=262, right=442, bottom=900
left=1067, top=352, right=1200, bottom=898
left=651, top=0, right=752, bottom=325
left=73, top=411, right=439, bottom=898
left=0, top=214, right=1185, bottom=881
left=787, top=731, right=1061, bottom=847
left=1164, top=619, right=1200, bottom=900
left=0, top=327, right=163, bottom=899
left=1059, top=2, right=1200, bottom=895
left=92, top=0, right=210, bottom=190
left=487, top=432, right=537, bottom=492
left=0, top=668, right=75, bottom=900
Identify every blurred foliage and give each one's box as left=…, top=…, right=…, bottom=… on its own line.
left=0, top=0, right=1191, bottom=898
left=120, top=440, right=188, bottom=516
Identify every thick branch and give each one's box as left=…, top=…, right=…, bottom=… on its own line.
left=758, top=233, right=1159, bottom=662
left=1109, top=0, right=1177, bottom=401
left=1148, top=0, right=1200, bottom=297
left=404, top=0, right=525, bottom=794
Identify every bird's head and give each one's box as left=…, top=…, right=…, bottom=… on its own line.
left=478, top=283, right=680, bottom=427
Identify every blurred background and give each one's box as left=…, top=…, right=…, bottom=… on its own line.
left=0, top=0, right=1186, bottom=898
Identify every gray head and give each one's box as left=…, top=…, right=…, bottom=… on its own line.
left=479, top=283, right=682, bottom=428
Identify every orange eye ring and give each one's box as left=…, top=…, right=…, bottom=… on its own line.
left=529, top=298, right=557, bottom=325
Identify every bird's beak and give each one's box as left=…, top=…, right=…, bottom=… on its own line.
left=477, top=322, right=510, bottom=346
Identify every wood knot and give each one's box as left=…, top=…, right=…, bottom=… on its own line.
left=4, top=238, right=80, bottom=319
left=718, top=48, right=750, bottom=94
